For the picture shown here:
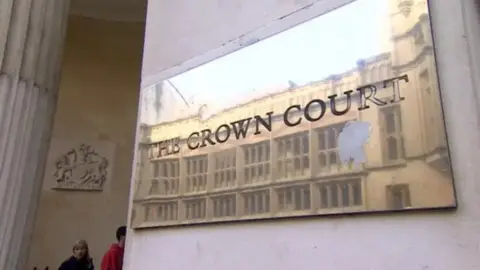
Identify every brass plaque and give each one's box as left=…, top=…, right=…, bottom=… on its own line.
left=130, top=0, right=456, bottom=229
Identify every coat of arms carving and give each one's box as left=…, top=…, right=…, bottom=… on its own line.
left=53, top=143, right=110, bottom=191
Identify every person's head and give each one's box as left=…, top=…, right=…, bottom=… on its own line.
left=116, top=226, right=127, bottom=246
left=72, top=240, right=89, bottom=260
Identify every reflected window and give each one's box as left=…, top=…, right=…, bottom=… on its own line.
left=352, top=180, right=362, bottom=205
left=212, top=194, right=237, bottom=218
left=214, top=149, right=237, bottom=189
left=150, top=159, right=179, bottom=195
left=244, top=141, right=270, bottom=184
left=148, top=179, right=159, bottom=195
left=320, top=185, right=328, bottom=208
left=145, top=205, right=157, bottom=222
left=277, top=184, right=310, bottom=212
left=318, top=179, right=363, bottom=209
left=156, top=202, right=178, bottom=221
left=243, top=190, right=270, bottom=215
left=277, top=132, right=309, bottom=179
left=387, top=184, right=411, bottom=209
left=419, top=69, right=443, bottom=148
left=184, top=198, right=206, bottom=220
left=185, top=155, right=208, bottom=193
left=316, top=122, right=347, bottom=171
left=381, top=106, right=404, bottom=162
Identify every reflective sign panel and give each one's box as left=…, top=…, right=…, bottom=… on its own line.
left=130, top=0, right=456, bottom=229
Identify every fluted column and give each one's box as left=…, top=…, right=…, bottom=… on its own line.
left=0, top=0, right=70, bottom=269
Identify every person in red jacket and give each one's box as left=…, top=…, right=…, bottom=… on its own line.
left=101, top=226, right=126, bottom=270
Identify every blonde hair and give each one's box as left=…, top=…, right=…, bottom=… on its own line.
left=72, top=240, right=90, bottom=258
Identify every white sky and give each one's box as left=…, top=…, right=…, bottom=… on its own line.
left=167, top=0, right=389, bottom=111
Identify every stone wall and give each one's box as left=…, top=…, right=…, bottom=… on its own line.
left=26, top=16, right=144, bottom=269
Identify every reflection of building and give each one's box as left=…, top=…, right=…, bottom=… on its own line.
left=140, top=81, right=196, bottom=125
left=131, top=1, right=455, bottom=227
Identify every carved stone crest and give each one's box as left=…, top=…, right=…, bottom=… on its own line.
left=53, top=143, right=110, bottom=191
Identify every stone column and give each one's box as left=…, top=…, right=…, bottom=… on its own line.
left=0, top=0, right=70, bottom=269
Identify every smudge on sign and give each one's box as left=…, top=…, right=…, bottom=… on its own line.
left=338, top=121, right=371, bottom=168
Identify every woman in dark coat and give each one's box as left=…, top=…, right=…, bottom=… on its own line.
left=58, top=240, right=94, bottom=270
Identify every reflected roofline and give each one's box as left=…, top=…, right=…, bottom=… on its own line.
left=144, top=52, right=391, bottom=128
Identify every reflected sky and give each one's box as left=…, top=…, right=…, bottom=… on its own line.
left=167, top=0, right=389, bottom=109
